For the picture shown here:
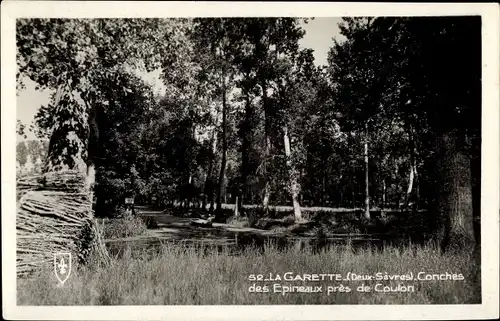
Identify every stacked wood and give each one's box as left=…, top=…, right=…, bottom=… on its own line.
left=16, top=175, right=44, bottom=200
left=16, top=170, right=110, bottom=277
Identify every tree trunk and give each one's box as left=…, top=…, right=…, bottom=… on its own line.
left=86, top=162, right=96, bottom=208
left=429, top=132, right=474, bottom=252
left=351, top=164, right=356, bottom=208
left=215, top=76, right=228, bottom=218
left=321, top=176, right=326, bottom=207
left=283, top=124, right=302, bottom=222
left=364, top=122, right=370, bottom=219
left=262, top=145, right=271, bottom=209
left=403, top=164, right=415, bottom=209
left=84, top=94, right=99, bottom=217
left=203, top=129, right=217, bottom=211
left=382, top=178, right=387, bottom=208
left=240, top=89, right=252, bottom=216
left=299, top=167, right=304, bottom=205
left=209, top=192, right=216, bottom=214
left=187, top=174, right=193, bottom=209
left=261, top=78, right=271, bottom=210
left=234, top=196, right=239, bottom=217
left=414, top=156, right=420, bottom=207
left=403, top=128, right=418, bottom=209
left=381, top=177, right=387, bottom=218
left=253, top=32, right=271, bottom=211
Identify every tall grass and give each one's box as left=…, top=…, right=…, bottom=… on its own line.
left=17, top=242, right=480, bottom=305
left=101, top=217, right=148, bottom=239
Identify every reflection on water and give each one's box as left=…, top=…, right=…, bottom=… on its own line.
left=105, top=229, right=387, bottom=259
left=105, top=206, right=404, bottom=259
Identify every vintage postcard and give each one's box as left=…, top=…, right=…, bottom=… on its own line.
left=2, top=1, right=499, bottom=320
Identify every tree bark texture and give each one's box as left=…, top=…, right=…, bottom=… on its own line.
left=382, top=178, right=387, bottom=208
left=234, top=196, right=239, bottom=217
left=283, top=124, right=302, bottom=222
left=203, top=129, right=217, bottom=211
left=403, top=165, right=415, bottom=209
left=428, top=132, right=475, bottom=252
left=261, top=77, right=271, bottom=209
left=403, top=128, right=418, bottom=209
left=215, top=75, right=228, bottom=217
left=239, top=89, right=252, bottom=214
left=364, top=122, right=370, bottom=219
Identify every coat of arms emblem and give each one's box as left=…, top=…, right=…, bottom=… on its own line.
left=54, top=252, right=72, bottom=285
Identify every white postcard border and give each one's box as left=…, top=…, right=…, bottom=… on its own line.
left=2, top=2, right=499, bottom=320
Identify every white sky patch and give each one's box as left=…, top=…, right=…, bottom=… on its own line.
left=299, top=17, right=345, bottom=66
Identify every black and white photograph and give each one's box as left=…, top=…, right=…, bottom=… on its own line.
left=2, top=2, right=499, bottom=320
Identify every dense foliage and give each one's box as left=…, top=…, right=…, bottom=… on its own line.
left=16, top=140, right=49, bottom=175
left=17, top=17, right=480, bottom=250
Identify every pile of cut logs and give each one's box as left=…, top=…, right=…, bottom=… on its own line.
left=16, top=170, right=109, bottom=276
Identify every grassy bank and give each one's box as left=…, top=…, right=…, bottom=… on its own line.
left=17, top=243, right=480, bottom=305
left=100, top=216, right=152, bottom=239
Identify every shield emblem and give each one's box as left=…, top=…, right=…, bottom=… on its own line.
left=53, top=252, right=72, bottom=285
